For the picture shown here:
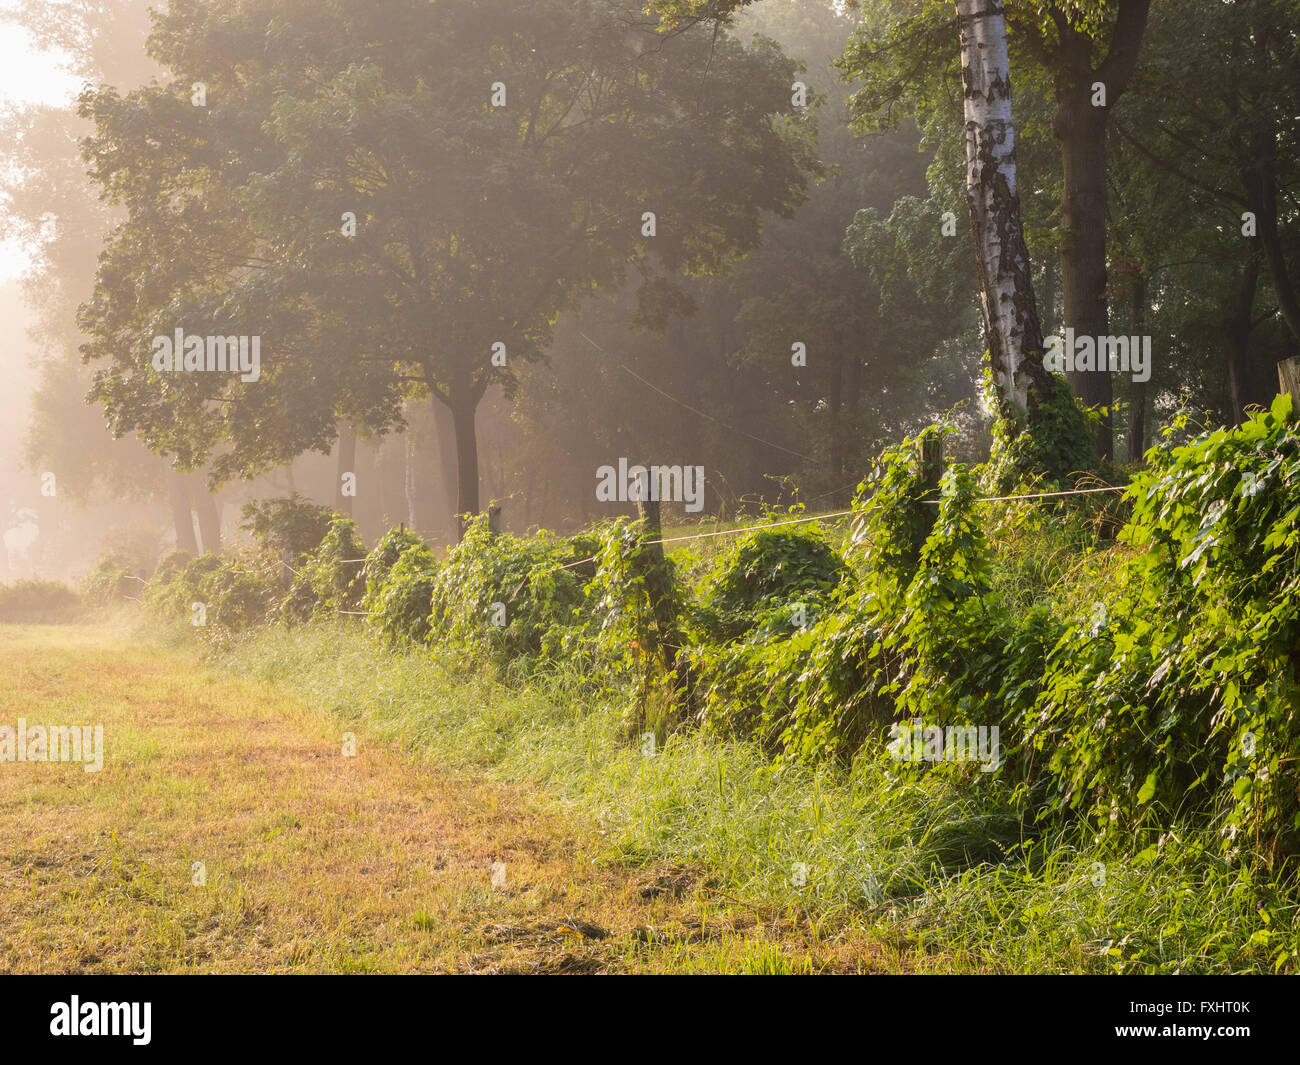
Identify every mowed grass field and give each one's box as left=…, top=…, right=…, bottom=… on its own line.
left=0, top=624, right=904, bottom=974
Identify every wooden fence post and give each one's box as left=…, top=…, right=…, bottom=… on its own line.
left=634, top=474, right=696, bottom=723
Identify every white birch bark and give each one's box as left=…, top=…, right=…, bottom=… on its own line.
left=954, top=0, right=1049, bottom=420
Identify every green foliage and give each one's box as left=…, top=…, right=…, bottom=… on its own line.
left=1031, top=394, right=1300, bottom=860
left=585, top=518, right=688, bottom=680
left=694, top=523, right=849, bottom=642
left=152, top=550, right=194, bottom=584
left=282, top=517, right=368, bottom=622
left=204, top=620, right=1300, bottom=973
left=429, top=515, right=595, bottom=671
left=1029, top=395, right=1300, bottom=863
left=692, top=429, right=950, bottom=762
left=0, top=579, right=83, bottom=622
left=81, top=558, right=141, bottom=605
left=848, top=424, right=948, bottom=600
left=239, top=495, right=336, bottom=560
left=363, top=536, right=440, bottom=648
left=986, top=372, right=1099, bottom=493
left=689, top=522, right=868, bottom=760
left=145, top=550, right=282, bottom=633
left=362, top=528, right=429, bottom=600
left=78, top=0, right=816, bottom=491
left=695, top=592, right=890, bottom=763
left=128, top=393, right=1300, bottom=865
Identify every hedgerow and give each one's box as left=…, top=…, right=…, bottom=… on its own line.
left=427, top=515, right=599, bottom=672
left=0, top=578, right=82, bottom=622
left=1029, top=393, right=1300, bottom=862
left=126, top=394, right=1300, bottom=863
left=362, top=530, right=440, bottom=647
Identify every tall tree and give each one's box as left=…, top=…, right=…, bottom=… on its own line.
left=1010, top=0, right=1152, bottom=460
left=1112, top=0, right=1300, bottom=352
left=841, top=0, right=1152, bottom=460
left=953, top=0, right=1056, bottom=419
left=77, top=0, right=816, bottom=538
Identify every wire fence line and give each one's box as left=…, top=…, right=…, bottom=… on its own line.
left=151, top=481, right=1128, bottom=619
left=553, top=481, right=1128, bottom=571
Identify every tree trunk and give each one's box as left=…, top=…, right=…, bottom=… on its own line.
left=431, top=399, right=460, bottom=543
left=1051, top=1, right=1151, bottom=461
left=335, top=421, right=356, bottom=517
left=1246, top=147, right=1300, bottom=349
left=403, top=429, right=418, bottom=533
left=1040, top=256, right=1058, bottom=339
left=954, top=0, right=1054, bottom=423
left=168, top=472, right=198, bottom=554
left=1056, top=86, right=1113, bottom=456
left=192, top=479, right=221, bottom=554
left=449, top=397, right=480, bottom=538
left=828, top=349, right=843, bottom=500
left=1128, top=270, right=1148, bottom=461
left=1279, top=357, right=1300, bottom=399
left=1226, top=248, right=1262, bottom=426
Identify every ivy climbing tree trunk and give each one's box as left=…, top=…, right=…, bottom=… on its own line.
left=954, top=0, right=1054, bottom=422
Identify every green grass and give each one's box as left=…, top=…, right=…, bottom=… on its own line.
left=175, top=615, right=1300, bottom=974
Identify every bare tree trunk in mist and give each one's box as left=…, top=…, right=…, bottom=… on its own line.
left=403, top=430, right=418, bottom=532
left=193, top=480, right=221, bottom=554
left=335, top=422, right=356, bottom=517
left=168, top=472, right=198, bottom=554
left=829, top=350, right=843, bottom=502
left=954, top=0, right=1055, bottom=426
left=449, top=399, right=480, bottom=539
left=431, top=401, right=460, bottom=543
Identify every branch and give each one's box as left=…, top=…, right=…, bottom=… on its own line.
left=1096, top=0, right=1152, bottom=98
left=1113, top=121, right=1245, bottom=209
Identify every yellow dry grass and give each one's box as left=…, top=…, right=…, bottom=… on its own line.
left=0, top=624, right=906, bottom=973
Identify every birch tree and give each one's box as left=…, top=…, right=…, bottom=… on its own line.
left=951, top=0, right=1096, bottom=484
left=954, top=0, right=1055, bottom=422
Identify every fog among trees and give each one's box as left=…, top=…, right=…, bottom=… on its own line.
left=1, top=0, right=1295, bottom=575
